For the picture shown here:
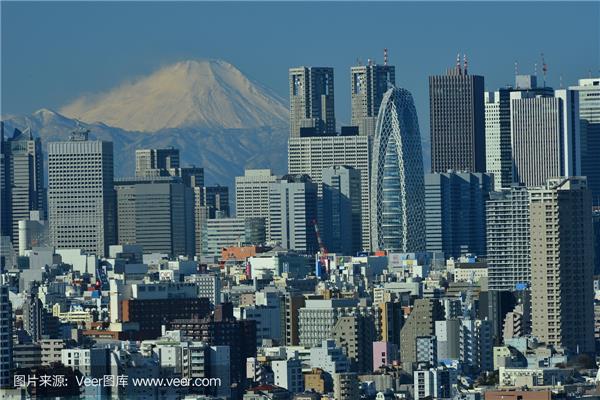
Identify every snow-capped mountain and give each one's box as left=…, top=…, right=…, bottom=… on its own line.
left=1, top=60, right=290, bottom=187
left=60, top=59, right=288, bottom=132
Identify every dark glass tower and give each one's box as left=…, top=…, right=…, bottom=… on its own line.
left=429, top=58, right=485, bottom=173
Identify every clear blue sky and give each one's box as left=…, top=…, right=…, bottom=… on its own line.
left=2, top=1, right=599, bottom=127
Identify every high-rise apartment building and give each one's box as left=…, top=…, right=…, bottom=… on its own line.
left=350, top=63, right=395, bottom=137
left=486, top=185, right=530, bottom=291
left=235, top=169, right=280, bottom=220
left=399, top=298, right=444, bottom=373
left=322, top=166, right=361, bottom=255
left=570, top=78, right=600, bottom=206
left=371, top=87, right=426, bottom=252
left=47, top=129, right=116, bottom=257
left=429, top=59, right=485, bottom=173
left=115, top=176, right=194, bottom=257
left=288, top=135, right=370, bottom=251
left=289, top=67, right=335, bottom=137
left=510, top=89, right=581, bottom=187
left=530, top=177, right=594, bottom=354
left=4, top=128, right=45, bottom=250
left=268, top=175, right=318, bottom=253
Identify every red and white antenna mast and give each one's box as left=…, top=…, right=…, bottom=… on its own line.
left=384, top=48, right=388, bottom=66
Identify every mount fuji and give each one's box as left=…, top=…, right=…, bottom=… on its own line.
left=1, top=60, right=289, bottom=186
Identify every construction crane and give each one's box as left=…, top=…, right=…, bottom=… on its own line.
left=313, top=219, right=329, bottom=278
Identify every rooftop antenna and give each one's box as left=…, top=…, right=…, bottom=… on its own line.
left=534, top=62, right=538, bottom=79
left=541, top=53, right=548, bottom=87
left=456, top=53, right=461, bottom=74
left=559, top=74, right=563, bottom=88
left=514, top=61, right=519, bottom=77
left=356, top=57, right=362, bottom=67
left=463, top=54, right=468, bottom=75
left=384, top=48, right=388, bottom=66
left=367, top=58, right=372, bottom=67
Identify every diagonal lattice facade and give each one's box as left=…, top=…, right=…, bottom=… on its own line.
left=370, top=87, right=426, bottom=252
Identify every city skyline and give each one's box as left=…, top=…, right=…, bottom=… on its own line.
left=2, top=2, right=598, bottom=131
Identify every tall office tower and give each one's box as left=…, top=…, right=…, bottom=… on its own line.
left=47, top=129, right=116, bottom=257
left=268, top=174, right=318, bottom=253
left=289, top=67, right=335, bottom=137
left=530, top=177, right=594, bottom=354
left=4, top=128, right=45, bottom=250
left=485, top=90, right=512, bottom=190
left=0, top=282, right=12, bottom=388
left=288, top=135, right=370, bottom=250
left=350, top=63, right=395, bottom=137
left=0, top=128, right=9, bottom=239
left=484, top=75, right=554, bottom=190
left=371, top=87, right=426, bottom=252
left=570, top=78, right=600, bottom=206
left=486, top=185, right=530, bottom=291
left=510, top=89, right=581, bottom=187
left=202, top=185, right=230, bottom=218
left=115, top=176, right=194, bottom=257
left=171, top=166, right=204, bottom=188
left=424, top=172, right=493, bottom=259
left=429, top=57, right=485, bottom=173
left=135, top=148, right=180, bottom=177
left=399, top=298, right=444, bottom=373
left=235, top=169, right=280, bottom=220
left=322, top=166, right=361, bottom=255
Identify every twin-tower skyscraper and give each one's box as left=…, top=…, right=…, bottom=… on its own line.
left=287, top=61, right=426, bottom=253
left=289, top=63, right=396, bottom=138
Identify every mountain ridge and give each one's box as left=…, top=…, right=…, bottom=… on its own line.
left=60, top=59, right=289, bottom=132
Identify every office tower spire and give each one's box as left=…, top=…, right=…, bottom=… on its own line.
left=371, top=87, right=426, bottom=252
left=289, top=67, right=335, bottom=137
left=429, top=59, right=485, bottom=173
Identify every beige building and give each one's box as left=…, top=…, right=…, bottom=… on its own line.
left=530, top=177, right=595, bottom=354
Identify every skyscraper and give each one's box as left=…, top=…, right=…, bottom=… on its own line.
left=424, top=172, right=493, bottom=258
left=530, top=177, right=594, bottom=354
left=510, top=89, right=581, bottom=187
left=429, top=57, right=485, bottom=173
left=135, top=148, right=180, bottom=177
left=371, top=87, right=426, bottom=252
left=570, top=78, right=600, bottom=206
left=235, top=169, right=280, bottom=220
left=115, top=176, right=194, bottom=257
left=288, top=135, right=371, bottom=250
left=0, top=281, right=12, bottom=388
left=202, top=185, right=230, bottom=218
left=350, top=63, right=395, bottom=137
left=289, top=67, right=335, bottom=137
left=4, top=128, right=45, bottom=250
left=486, top=185, right=530, bottom=291
left=322, top=166, right=361, bottom=255
left=268, top=174, right=318, bottom=253
left=484, top=75, right=553, bottom=190
left=47, top=129, right=116, bottom=257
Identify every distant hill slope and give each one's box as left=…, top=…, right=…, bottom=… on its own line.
left=2, top=60, right=290, bottom=187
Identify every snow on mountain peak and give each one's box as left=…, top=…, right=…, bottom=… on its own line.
left=60, top=59, right=288, bottom=132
